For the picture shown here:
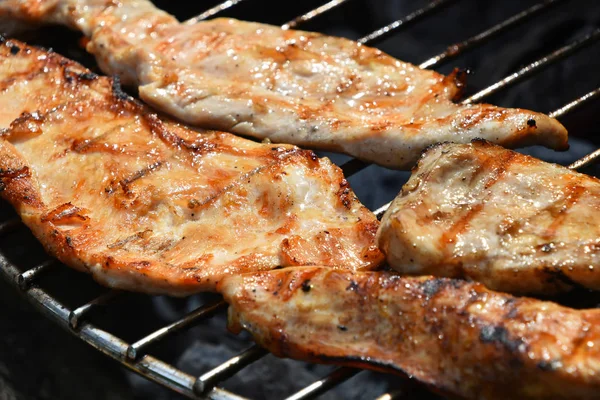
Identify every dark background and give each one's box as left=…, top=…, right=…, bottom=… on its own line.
left=1, top=0, right=600, bottom=399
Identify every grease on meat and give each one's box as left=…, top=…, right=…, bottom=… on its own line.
left=378, top=140, right=600, bottom=295
left=219, top=267, right=600, bottom=400
left=0, top=0, right=568, bottom=169
left=0, top=39, right=382, bottom=295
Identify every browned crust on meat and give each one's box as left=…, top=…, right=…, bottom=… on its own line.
left=0, top=39, right=382, bottom=295
left=220, top=267, right=600, bottom=400
left=379, top=140, right=600, bottom=295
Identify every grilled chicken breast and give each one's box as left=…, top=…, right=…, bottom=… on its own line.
left=0, top=39, right=382, bottom=295
left=0, top=0, right=568, bottom=169
left=219, top=266, right=600, bottom=400
left=378, top=140, right=600, bottom=295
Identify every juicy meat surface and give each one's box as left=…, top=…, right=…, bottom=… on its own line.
left=0, top=0, right=568, bottom=169
left=219, top=267, right=600, bottom=400
left=377, top=140, right=600, bottom=295
left=0, top=39, right=382, bottom=295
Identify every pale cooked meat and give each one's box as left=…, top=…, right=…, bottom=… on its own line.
left=0, top=1, right=568, bottom=169
left=0, top=39, right=383, bottom=295
left=377, top=140, right=600, bottom=295
left=219, top=266, right=600, bottom=400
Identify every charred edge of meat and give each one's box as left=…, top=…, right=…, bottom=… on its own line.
left=337, top=179, right=354, bottom=209
left=63, top=68, right=99, bottom=83
left=478, top=325, right=524, bottom=353
left=417, top=277, right=468, bottom=297
left=541, top=267, right=587, bottom=292
left=448, top=68, right=470, bottom=102
left=293, top=352, right=452, bottom=397
left=111, top=76, right=133, bottom=102
left=9, top=43, right=20, bottom=55
left=411, top=141, right=455, bottom=172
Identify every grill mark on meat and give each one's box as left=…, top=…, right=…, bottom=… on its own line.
left=186, top=149, right=302, bottom=212
left=544, top=181, right=586, bottom=238
left=107, top=229, right=153, bottom=249
left=41, top=202, right=88, bottom=224
left=118, top=160, right=164, bottom=194
left=438, top=151, right=516, bottom=249
left=69, top=122, right=135, bottom=154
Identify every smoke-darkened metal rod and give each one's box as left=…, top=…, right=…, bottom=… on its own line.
left=126, top=299, right=226, bottom=361
left=464, top=28, right=600, bottom=104
left=284, top=368, right=360, bottom=400
left=17, top=260, right=58, bottom=290
left=184, top=0, right=250, bottom=24
left=194, top=345, right=268, bottom=394
left=282, top=0, right=351, bottom=30
left=69, top=290, right=122, bottom=329
left=419, top=0, right=566, bottom=69
left=359, top=0, right=458, bottom=45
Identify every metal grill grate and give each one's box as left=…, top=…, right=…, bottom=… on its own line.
left=1, top=1, right=600, bottom=399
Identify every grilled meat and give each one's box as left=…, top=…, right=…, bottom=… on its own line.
left=377, top=140, right=600, bottom=295
left=0, top=0, right=568, bottom=169
left=0, top=39, right=382, bottom=295
left=219, top=266, right=600, bottom=400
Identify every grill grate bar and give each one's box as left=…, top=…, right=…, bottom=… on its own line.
left=569, top=147, right=600, bottom=170
left=0, top=250, right=246, bottom=400
left=69, top=290, right=122, bottom=329
left=184, top=0, right=250, bottom=24
left=194, top=344, right=268, bottom=394
left=359, top=0, right=458, bottom=45
left=464, top=28, right=600, bottom=104
left=17, top=259, right=58, bottom=290
left=419, top=0, right=566, bottom=69
left=284, top=367, right=360, bottom=400
left=550, top=87, right=600, bottom=119
left=0, top=217, right=20, bottom=235
left=127, top=299, right=226, bottom=361
left=282, top=0, right=351, bottom=30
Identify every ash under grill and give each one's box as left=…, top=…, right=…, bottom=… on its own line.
left=1, top=1, right=600, bottom=399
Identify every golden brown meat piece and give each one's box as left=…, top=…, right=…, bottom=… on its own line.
left=0, top=0, right=568, bottom=169
left=377, top=140, right=600, bottom=295
left=219, top=266, right=600, bottom=400
left=0, top=39, right=382, bottom=295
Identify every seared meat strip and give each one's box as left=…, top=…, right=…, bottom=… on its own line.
left=378, top=140, right=600, bottom=295
left=219, top=267, right=600, bottom=400
left=0, top=39, right=382, bottom=295
left=0, top=0, right=568, bottom=169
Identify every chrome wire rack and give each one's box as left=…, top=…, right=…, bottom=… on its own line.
left=1, top=1, right=600, bottom=399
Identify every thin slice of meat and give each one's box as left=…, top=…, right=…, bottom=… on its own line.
left=377, top=140, right=600, bottom=295
left=219, top=266, right=600, bottom=400
left=0, top=0, right=568, bottom=169
left=0, top=39, right=382, bottom=295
